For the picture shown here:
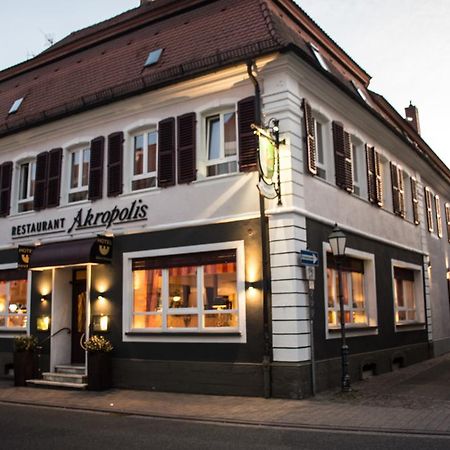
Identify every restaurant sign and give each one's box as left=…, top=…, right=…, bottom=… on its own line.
left=12, top=199, right=148, bottom=240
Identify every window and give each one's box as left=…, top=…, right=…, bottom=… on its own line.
left=205, top=111, right=237, bottom=177
left=435, top=195, right=443, bottom=238
left=350, top=136, right=366, bottom=197
left=424, top=187, right=434, bottom=232
left=124, top=242, right=246, bottom=342
left=351, top=81, right=369, bottom=104
left=0, top=275, right=27, bottom=330
left=326, top=254, right=367, bottom=327
left=392, top=262, right=424, bottom=327
left=68, top=147, right=90, bottom=202
left=144, top=48, right=163, bottom=67
left=310, top=43, right=330, bottom=72
left=445, top=203, right=450, bottom=243
left=132, top=131, right=157, bottom=190
left=18, top=161, right=36, bottom=212
left=9, top=98, right=24, bottom=114
left=314, top=118, right=326, bottom=179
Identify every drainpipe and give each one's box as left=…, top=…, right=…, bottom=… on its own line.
left=247, top=61, right=273, bottom=398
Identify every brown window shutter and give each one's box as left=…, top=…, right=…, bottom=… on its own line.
left=158, top=118, right=176, bottom=187
left=46, top=148, right=63, bottom=208
left=332, top=121, right=352, bottom=192
left=424, top=187, right=433, bottom=232
left=411, top=177, right=420, bottom=225
left=89, top=136, right=105, bottom=200
left=238, top=96, right=258, bottom=172
left=390, top=162, right=400, bottom=215
left=374, top=150, right=383, bottom=206
left=445, top=203, right=450, bottom=243
left=34, top=151, right=49, bottom=210
left=366, top=145, right=376, bottom=203
left=107, top=132, right=124, bottom=197
left=0, top=162, right=13, bottom=217
left=177, top=113, right=196, bottom=184
left=302, top=99, right=317, bottom=175
left=435, top=195, right=443, bottom=238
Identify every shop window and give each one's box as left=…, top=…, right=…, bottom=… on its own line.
left=0, top=273, right=27, bottom=330
left=17, top=160, right=36, bottom=213
left=324, top=247, right=377, bottom=336
left=203, top=110, right=237, bottom=177
left=392, top=263, right=425, bottom=327
left=131, top=130, right=157, bottom=191
left=129, top=248, right=241, bottom=333
left=68, top=147, right=90, bottom=202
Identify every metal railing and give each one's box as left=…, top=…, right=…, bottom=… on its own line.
left=36, top=327, right=71, bottom=378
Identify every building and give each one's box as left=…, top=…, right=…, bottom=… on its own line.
left=0, top=0, right=449, bottom=398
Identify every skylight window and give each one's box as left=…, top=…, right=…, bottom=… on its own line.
left=310, top=43, right=330, bottom=72
left=8, top=97, right=24, bottom=114
left=351, top=81, right=370, bottom=104
left=144, top=48, right=163, bottom=67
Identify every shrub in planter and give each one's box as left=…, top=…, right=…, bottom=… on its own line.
left=14, top=335, right=38, bottom=386
left=84, top=335, right=113, bottom=390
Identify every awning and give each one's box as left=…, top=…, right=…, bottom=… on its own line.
left=29, top=236, right=113, bottom=269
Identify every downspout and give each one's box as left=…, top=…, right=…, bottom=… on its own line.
left=247, top=61, right=273, bottom=398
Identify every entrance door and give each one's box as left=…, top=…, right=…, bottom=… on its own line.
left=71, top=269, right=87, bottom=364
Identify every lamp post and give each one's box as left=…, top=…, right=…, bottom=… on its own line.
left=328, top=224, right=351, bottom=392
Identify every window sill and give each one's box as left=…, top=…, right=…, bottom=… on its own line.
left=193, top=171, right=247, bottom=185
left=327, top=325, right=378, bottom=339
left=120, top=187, right=159, bottom=198
left=58, top=199, right=90, bottom=210
left=395, top=322, right=426, bottom=332
left=126, top=331, right=241, bottom=337
left=8, top=210, right=36, bottom=219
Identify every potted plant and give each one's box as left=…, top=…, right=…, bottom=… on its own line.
left=13, top=335, right=38, bottom=386
left=85, top=335, right=113, bottom=390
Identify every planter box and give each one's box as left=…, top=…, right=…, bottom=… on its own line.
left=87, top=352, right=112, bottom=390
left=14, top=351, right=36, bottom=386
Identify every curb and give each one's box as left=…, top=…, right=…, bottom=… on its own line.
left=1, top=398, right=449, bottom=438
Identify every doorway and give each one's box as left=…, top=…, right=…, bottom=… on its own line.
left=71, top=269, right=87, bottom=364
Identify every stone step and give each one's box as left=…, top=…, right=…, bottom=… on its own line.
left=54, top=365, right=85, bottom=375
left=26, top=379, right=87, bottom=390
left=42, top=372, right=87, bottom=384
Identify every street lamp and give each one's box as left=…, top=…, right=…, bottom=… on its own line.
left=328, top=224, right=351, bottom=392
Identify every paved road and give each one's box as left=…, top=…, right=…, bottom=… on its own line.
left=1, top=403, right=449, bottom=450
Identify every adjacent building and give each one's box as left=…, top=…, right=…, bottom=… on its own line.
left=0, top=0, right=448, bottom=398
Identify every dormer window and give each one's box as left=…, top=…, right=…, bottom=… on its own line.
left=144, top=48, right=163, bottom=67
left=352, top=81, right=369, bottom=104
left=310, top=43, right=330, bottom=72
left=8, top=98, right=24, bottom=114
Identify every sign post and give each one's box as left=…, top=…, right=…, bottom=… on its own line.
left=299, top=249, right=319, bottom=396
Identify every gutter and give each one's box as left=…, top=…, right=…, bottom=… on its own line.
left=247, top=61, right=273, bottom=399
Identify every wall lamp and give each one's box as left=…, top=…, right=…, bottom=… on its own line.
left=40, top=294, right=50, bottom=303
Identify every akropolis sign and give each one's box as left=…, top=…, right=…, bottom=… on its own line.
left=11, top=199, right=149, bottom=240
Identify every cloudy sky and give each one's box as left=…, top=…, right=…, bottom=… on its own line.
left=1, top=0, right=448, bottom=167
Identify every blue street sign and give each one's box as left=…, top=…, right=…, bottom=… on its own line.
left=299, top=249, right=319, bottom=267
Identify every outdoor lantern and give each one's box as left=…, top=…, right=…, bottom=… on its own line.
left=328, top=224, right=347, bottom=257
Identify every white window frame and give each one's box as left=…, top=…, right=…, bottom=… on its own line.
left=0, top=263, right=30, bottom=337
left=17, top=159, right=36, bottom=213
left=123, top=241, right=246, bottom=343
left=68, top=146, right=90, bottom=203
left=391, top=260, right=425, bottom=331
left=323, top=243, right=378, bottom=339
left=130, top=129, right=158, bottom=191
left=200, top=107, right=238, bottom=178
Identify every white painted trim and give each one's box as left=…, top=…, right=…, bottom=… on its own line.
left=267, top=205, right=427, bottom=255
left=322, top=242, right=378, bottom=340
left=122, top=240, right=247, bottom=343
left=391, top=259, right=426, bottom=332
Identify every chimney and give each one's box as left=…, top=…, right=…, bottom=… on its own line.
left=405, top=102, right=421, bottom=135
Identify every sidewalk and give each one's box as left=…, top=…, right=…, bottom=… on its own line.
left=0, top=352, right=449, bottom=436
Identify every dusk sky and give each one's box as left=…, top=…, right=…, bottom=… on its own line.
left=1, top=0, right=448, bottom=167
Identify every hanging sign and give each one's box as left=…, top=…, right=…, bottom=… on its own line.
left=91, top=236, right=114, bottom=264
left=18, top=245, right=34, bottom=269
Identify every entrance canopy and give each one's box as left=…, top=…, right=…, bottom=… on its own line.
left=28, top=236, right=113, bottom=269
